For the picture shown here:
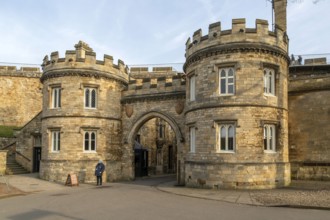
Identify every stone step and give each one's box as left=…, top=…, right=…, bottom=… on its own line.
left=5, top=160, right=29, bottom=175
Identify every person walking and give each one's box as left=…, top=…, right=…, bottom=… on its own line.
left=95, top=159, right=105, bottom=186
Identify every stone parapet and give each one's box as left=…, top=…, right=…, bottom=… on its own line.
left=129, top=66, right=181, bottom=79
left=0, top=66, right=41, bottom=78
left=122, top=75, right=186, bottom=102
left=184, top=19, right=288, bottom=71
left=289, top=61, right=330, bottom=93
left=41, top=41, right=128, bottom=83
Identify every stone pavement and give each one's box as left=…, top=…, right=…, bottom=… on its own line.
left=1, top=173, right=330, bottom=210
left=157, top=180, right=330, bottom=210
left=0, top=173, right=66, bottom=194
left=157, top=181, right=261, bottom=205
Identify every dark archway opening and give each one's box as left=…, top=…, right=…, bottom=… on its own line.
left=133, top=117, right=177, bottom=177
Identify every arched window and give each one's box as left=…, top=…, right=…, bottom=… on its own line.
left=84, top=131, right=97, bottom=152
left=263, top=68, right=275, bottom=95
left=85, top=89, right=90, bottom=107
left=91, top=132, right=96, bottom=151
left=263, top=124, right=276, bottom=152
left=228, top=126, right=234, bottom=151
left=51, top=130, right=61, bottom=152
left=91, top=89, right=96, bottom=108
left=84, top=87, right=97, bottom=108
left=219, top=124, right=235, bottom=152
left=51, top=87, right=61, bottom=108
left=84, top=132, right=89, bottom=151
left=189, top=126, right=196, bottom=153
left=219, top=68, right=235, bottom=95
left=189, top=75, right=196, bottom=101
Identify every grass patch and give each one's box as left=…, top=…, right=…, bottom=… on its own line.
left=0, top=126, right=20, bottom=138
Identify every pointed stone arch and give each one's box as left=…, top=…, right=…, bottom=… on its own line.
left=127, top=110, right=184, bottom=147
left=123, top=110, right=185, bottom=185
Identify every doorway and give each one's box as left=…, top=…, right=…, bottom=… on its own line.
left=134, top=148, right=148, bottom=177
left=33, top=147, right=41, bottom=172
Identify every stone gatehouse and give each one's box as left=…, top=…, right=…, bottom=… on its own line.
left=0, top=0, right=329, bottom=189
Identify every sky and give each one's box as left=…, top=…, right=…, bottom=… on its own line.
left=0, top=0, right=329, bottom=71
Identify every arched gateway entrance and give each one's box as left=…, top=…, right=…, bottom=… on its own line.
left=121, top=71, right=186, bottom=185
left=124, top=111, right=185, bottom=184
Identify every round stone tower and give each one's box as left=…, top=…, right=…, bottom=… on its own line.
left=40, top=41, right=128, bottom=183
left=183, top=0, right=290, bottom=189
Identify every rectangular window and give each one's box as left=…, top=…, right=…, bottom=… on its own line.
left=51, top=130, right=60, bottom=152
left=51, top=87, right=61, bottom=108
left=84, top=131, right=97, bottom=152
left=135, top=134, right=141, bottom=143
left=84, top=87, right=97, bottom=109
left=264, top=124, right=276, bottom=152
left=217, top=123, right=235, bottom=152
left=264, top=68, right=275, bottom=95
left=189, top=75, right=196, bottom=101
left=219, top=68, right=235, bottom=95
left=34, top=135, right=42, bottom=147
left=189, top=126, right=196, bottom=153
left=158, top=120, right=165, bottom=139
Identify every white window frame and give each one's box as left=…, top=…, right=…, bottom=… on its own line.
left=84, top=131, right=97, bottom=152
left=51, top=87, right=61, bottom=108
left=217, top=123, right=235, bottom=153
left=84, top=87, right=97, bottom=109
left=189, top=126, right=196, bottom=153
left=219, top=68, right=235, bottom=95
left=264, top=68, right=275, bottom=96
left=263, top=124, right=276, bottom=152
left=189, top=75, right=196, bottom=101
left=51, top=130, right=60, bottom=152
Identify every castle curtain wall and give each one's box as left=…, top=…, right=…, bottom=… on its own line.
left=289, top=64, right=330, bottom=180
left=0, top=67, right=42, bottom=127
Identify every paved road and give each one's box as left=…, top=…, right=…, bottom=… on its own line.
left=0, top=176, right=328, bottom=220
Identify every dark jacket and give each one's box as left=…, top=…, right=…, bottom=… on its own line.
left=95, top=162, right=105, bottom=176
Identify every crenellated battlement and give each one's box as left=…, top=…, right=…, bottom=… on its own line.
left=129, top=66, right=180, bottom=79
left=122, top=74, right=186, bottom=101
left=0, top=65, right=41, bottom=78
left=185, top=19, right=288, bottom=60
left=41, top=41, right=128, bottom=83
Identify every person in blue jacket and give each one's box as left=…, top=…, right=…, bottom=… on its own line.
left=95, top=159, right=105, bottom=186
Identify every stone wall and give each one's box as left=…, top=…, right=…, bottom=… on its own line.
left=0, top=150, right=7, bottom=174
left=290, top=164, right=330, bottom=181
left=185, top=162, right=290, bottom=189
left=40, top=42, right=128, bottom=183
left=136, top=118, right=177, bottom=175
left=288, top=64, right=330, bottom=180
left=40, top=160, right=123, bottom=183
left=0, top=137, right=16, bottom=149
left=15, top=112, right=42, bottom=172
left=0, top=66, right=42, bottom=127
left=183, top=18, right=290, bottom=189
left=121, top=93, right=186, bottom=183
